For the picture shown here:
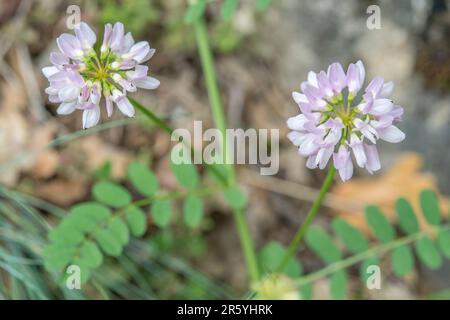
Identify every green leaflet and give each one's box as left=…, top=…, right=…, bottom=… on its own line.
left=127, top=162, right=159, bottom=197
left=420, top=189, right=441, bottom=225
left=330, top=270, right=347, bottom=300
left=258, top=241, right=302, bottom=277
left=437, top=229, right=450, bottom=258
left=305, top=226, right=341, bottom=263
left=256, top=0, right=272, bottom=12
left=109, top=218, right=130, bottom=246
left=415, top=235, right=442, bottom=270
left=126, top=206, right=147, bottom=237
left=395, top=198, right=419, bottom=235
left=170, top=160, right=200, bottom=189
left=96, top=229, right=123, bottom=257
left=224, top=185, right=247, bottom=210
left=391, top=245, right=414, bottom=277
left=183, top=195, right=204, bottom=228
left=221, top=0, right=239, bottom=20
left=365, top=205, right=395, bottom=243
left=92, top=182, right=132, bottom=208
left=79, top=241, right=103, bottom=269
left=184, top=0, right=207, bottom=24
left=359, top=256, right=379, bottom=282
left=331, top=218, right=368, bottom=254
left=151, top=199, right=172, bottom=227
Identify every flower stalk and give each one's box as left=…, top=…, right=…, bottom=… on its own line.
left=194, top=18, right=260, bottom=283
left=276, top=166, right=336, bottom=272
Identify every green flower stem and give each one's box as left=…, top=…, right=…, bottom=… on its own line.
left=193, top=19, right=234, bottom=183
left=277, top=166, right=336, bottom=272
left=130, top=98, right=173, bottom=135
left=193, top=18, right=259, bottom=283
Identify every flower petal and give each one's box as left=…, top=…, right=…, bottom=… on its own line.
left=378, top=125, right=405, bottom=143
left=57, top=101, right=77, bottom=115
left=82, top=104, right=101, bottom=129
left=134, top=76, right=160, bottom=90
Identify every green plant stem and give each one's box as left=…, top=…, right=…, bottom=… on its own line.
left=130, top=98, right=173, bottom=135
left=193, top=19, right=234, bottom=182
left=277, top=166, right=336, bottom=272
left=193, top=18, right=259, bottom=283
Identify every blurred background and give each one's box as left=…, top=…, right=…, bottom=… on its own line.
left=0, top=0, right=449, bottom=299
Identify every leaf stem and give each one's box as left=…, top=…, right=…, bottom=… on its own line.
left=277, top=166, right=336, bottom=272
left=294, top=225, right=450, bottom=287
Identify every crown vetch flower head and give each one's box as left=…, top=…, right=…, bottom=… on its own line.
left=42, top=22, right=159, bottom=129
left=287, top=61, right=405, bottom=182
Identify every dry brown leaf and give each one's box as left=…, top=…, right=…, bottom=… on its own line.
left=68, top=136, right=133, bottom=179
left=331, top=153, right=449, bottom=235
left=24, top=121, right=59, bottom=179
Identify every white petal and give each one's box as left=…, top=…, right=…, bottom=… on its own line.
left=292, top=91, right=307, bottom=104
left=58, top=86, right=80, bottom=102
left=370, top=99, right=393, bottom=116
left=379, top=81, right=394, bottom=98
left=306, top=154, right=318, bottom=169
left=74, top=22, right=97, bottom=50
left=57, top=101, right=77, bottom=115
left=352, top=144, right=367, bottom=168
left=134, top=76, right=160, bottom=90
left=82, top=105, right=101, bottom=129
left=287, top=114, right=308, bottom=130
left=378, top=125, right=405, bottom=143
left=42, top=66, right=59, bottom=78
left=364, top=144, right=381, bottom=174
left=316, top=147, right=333, bottom=169
left=299, top=135, right=318, bottom=156
left=116, top=96, right=135, bottom=117
left=355, top=60, right=365, bottom=86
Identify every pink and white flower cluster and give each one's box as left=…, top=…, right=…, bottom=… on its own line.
left=287, top=61, right=405, bottom=181
left=42, top=22, right=159, bottom=128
